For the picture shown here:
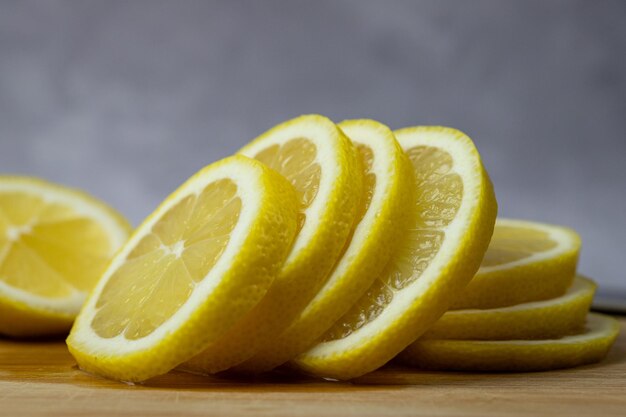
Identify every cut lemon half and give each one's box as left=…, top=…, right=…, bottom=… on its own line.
left=237, top=119, right=414, bottom=372
left=293, top=126, right=497, bottom=380
left=67, top=155, right=299, bottom=382
left=422, top=276, right=595, bottom=340
left=453, top=218, right=581, bottom=309
left=0, top=176, right=130, bottom=337
left=182, top=114, right=362, bottom=374
left=399, top=312, right=619, bottom=372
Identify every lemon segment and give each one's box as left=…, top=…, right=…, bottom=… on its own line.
left=180, top=115, right=362, bottom=375
left=238, top=119, right=414, bottom=372
left=0, top=176, right=131, bottom=337
left=399, top=312, right=619, bottom=372
left=453, top=218, right=580, bottom=309
left=67, top=155, right=299, bottom=382
left=293, top=126, right=497, bottom=380
left=423, top=276, right=595, bottom=340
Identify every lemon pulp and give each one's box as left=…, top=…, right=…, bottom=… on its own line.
left=254, top=138, right=321, bottom=231
left=353, top=143, right=377, bottom=222
left=91, top=179, right=241, bottom=340
left=482, top=224, right=557, bottom=267
left=0, top=192, right=114, bottom=297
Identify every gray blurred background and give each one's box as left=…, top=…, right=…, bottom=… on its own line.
left=0, top=1, right=624, bottom=289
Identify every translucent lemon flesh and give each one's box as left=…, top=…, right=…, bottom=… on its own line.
left=254, top=138, right=321, bottom=231
left=324, top=145, right=463, bottom=341
left=353, top=144, right=377, bottom=223
left=91, top=179, right=241, bottom=340
left=481, top=224, right=557, bottom=267
left=0, top=192, right=114, bottom=297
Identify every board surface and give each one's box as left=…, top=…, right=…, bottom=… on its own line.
left=1, top=318, right=624, bottom=417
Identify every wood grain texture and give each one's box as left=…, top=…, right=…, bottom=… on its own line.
left=0, top=318, right=624, bottom=417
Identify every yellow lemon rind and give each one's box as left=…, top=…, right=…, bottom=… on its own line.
left=423, top=276, right=595, bottom=340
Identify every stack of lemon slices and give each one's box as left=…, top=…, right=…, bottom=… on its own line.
left=0, top=115, right=618, bottom=383
left=398, top=219, right=620, bottom=372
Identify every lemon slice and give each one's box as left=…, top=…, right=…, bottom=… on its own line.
left=293, top=126, right=497, bottom=380
left=181, top=114, right=362, bottom=375
left=0, top=176, right=131, bottom=337
left=453, top=218, right=581, bottom=309
left=399, top=312, right=619, bottom=372
left=423, top=276, right=595, bottom=340
left=67, top=156, right=299, bottom=382
left=237, top=119, right=414, bottom=372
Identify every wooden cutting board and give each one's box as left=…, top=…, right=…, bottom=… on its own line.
left=1, top=317, right=624, bottom=417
